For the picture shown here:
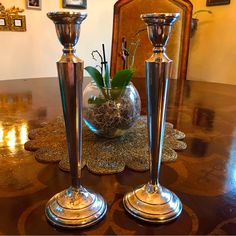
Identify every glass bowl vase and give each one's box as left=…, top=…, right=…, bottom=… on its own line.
left=83, top=81, right=141, bottom=138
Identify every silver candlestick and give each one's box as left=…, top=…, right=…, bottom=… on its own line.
left=46, top=12, right=107, bottom=229
left=123, top=13, right=182, bottom=223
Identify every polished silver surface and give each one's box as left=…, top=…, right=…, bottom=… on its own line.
left=141, top=13, right=180, bottom=50
left=123, top=13, right=182, bottom=223
left=123, top=184, right=182, bottom=223
left=46, top=11, right=107, bottom=229
left=45, top=187, right=107, bottom=228
left=47, top=11, right=87, bottom=49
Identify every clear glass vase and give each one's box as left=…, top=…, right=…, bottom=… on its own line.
left=83, top=81, right=141, bottom=138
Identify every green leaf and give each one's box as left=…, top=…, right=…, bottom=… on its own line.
left=111, top=69, right=134, bottom=88
left=85, top=66, right=104, bottom=88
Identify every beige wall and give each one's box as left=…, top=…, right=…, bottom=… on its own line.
left=0, top=0, right=235, bottom=85
left=0, top=0, right=116, bottom=80
left=188, top=0, right=236, bottom=85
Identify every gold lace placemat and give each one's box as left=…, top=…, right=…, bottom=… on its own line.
left=24, top=116, right=186, bottom=174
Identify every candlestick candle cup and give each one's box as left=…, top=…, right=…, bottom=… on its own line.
left=45, top=12, right=107, bottom=229
left=123, top=13, right=182, bottom=223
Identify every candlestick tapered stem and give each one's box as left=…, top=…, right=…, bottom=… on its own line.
left=123, top=13, right=182, bottom=223
left=45, top=11, right=107, bottom=229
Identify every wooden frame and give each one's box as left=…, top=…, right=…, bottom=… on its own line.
left=10, top=15, right=26, bottom=32
left=206, top=0, right=230, bottom=6
left=26, top=0, right=42, bottom=10
left=63, top=0, right=87, bottom=9
left=0, top=14, right=9, bottom=31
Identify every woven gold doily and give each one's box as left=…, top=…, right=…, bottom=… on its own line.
left=24, top=116, right=186, bottom=174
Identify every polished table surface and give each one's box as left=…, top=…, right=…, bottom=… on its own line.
left=0, top=77, right=236, bottom=235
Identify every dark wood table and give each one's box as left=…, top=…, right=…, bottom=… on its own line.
left=0, top=77, right=236, bottom=235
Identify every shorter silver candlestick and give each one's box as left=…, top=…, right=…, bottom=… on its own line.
left=123, top=13, right=182, bottom=223
left=45, top=12, right=107, bottom=229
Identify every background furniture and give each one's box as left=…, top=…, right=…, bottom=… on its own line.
left=0, top=77, right=236, bottom=234
left=110, top=0, right=193, bottom=81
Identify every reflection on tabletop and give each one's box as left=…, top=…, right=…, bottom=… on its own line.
left=0, top=78, right=236, bottom=234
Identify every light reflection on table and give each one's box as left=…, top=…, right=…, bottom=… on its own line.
left=0, top=77, right=236, bottom=235
left=0, top=122, right=28, bottom=151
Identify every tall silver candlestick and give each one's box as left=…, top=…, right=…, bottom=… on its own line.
left=123, top=13, right=182, bottom=223
left=46, top=12, right=107, bottom=229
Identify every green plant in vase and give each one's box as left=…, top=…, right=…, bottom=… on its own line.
left=83, top=40, right=141, bottom=138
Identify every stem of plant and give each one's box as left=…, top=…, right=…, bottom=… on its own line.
left=102, top=44, right=110, bottom=98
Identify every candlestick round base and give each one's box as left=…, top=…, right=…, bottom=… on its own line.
left=123, top=183, right=182, bottom=223
left=45, top=186, right=107, bottom=229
